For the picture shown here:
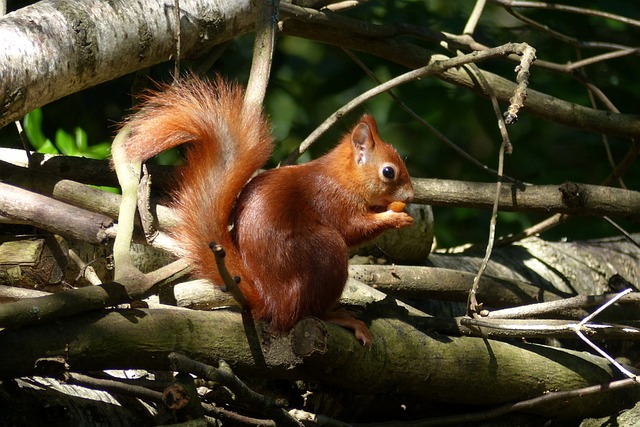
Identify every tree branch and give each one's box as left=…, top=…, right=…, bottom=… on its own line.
left=0, top=306, right=635, bottom=419
left=279, top=4, right=640, bottom=139
left=349, top=265, right=564, bottom=307
left=413, top=178, right=640, bottom=221
left=0, top=182, right=113, bottom=244
left=0, top=0, right=258, bottom=127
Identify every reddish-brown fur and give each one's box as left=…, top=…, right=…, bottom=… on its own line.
left=118, top=76, right=414, bottom=345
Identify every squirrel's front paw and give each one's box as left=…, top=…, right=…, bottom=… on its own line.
left=393, top=211, right=414, bottom=228
left=379, top=210, right=413, bottom=228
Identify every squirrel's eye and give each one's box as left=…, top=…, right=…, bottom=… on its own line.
left=382, top=165, right=396, bottom=180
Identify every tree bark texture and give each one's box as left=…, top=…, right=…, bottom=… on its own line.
left=0, top=307, right=635, bottom=419
left=0, top=182, right=113, bottom=244
left=0, top=0, right=256, bottom=127
left=414, top=178, right=640, bottom=222
left=428, top=235, right=640, bottom=298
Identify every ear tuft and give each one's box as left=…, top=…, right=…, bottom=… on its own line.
left=352, top=119, right=374, bottom=165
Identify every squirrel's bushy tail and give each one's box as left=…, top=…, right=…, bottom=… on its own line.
left=121, top=76, right=273, bottom=300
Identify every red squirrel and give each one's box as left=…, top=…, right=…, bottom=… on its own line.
left=115, top=76, right=414, bottom=346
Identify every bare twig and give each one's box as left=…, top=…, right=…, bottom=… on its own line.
left=566, top=48, right=639, bottom=72
left=209, top=243, right=248, bottom=309
left=503, top=44, right=536, bottom=125
left=323, top=1, right=361, bottom=12
left=570, top=288, right=639, bottom=380
left=282, top=43, right=535, bottom=164
left=137, top=164, right=159, bottom=243
left=463, top=63, right=510, bottom=316
left=173, top=0, right=181, bottom=77
left=458, top=317, right=640, bottom=340
left=0, top=285, right=50, bottom=301
left=501, top=5, right=637, bottom=52
left=244, top=0, right=278, bottom=112
left=168, top=353, right=304, bottom=427
left=576, top=56, right=626, bottom=188
left=349, top=264, right=565, bottom=308
left=378, top=377, right=640, bottom=426
left=411, top=179, right=640, bottom=220
left=68, top=248, right=103, bottom=286
left=603, top=138, right=640, bottom=187
left=486, top=291, right=640, bottom=320
left=603, top=217, right=640, bottom=249
left=342, top=48, right=516, bottom=182
left=496, top=213, right=568, bottom=246
left=0, top=257, right=190, bottom=330
left=67, top=372, right=164, bottom=402
left=490, top=0, right=640, bottom=28
left=462, top=0, right=487, bottom=35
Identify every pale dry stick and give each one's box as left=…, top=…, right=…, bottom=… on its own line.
left=566, top=48, right=639, bottom=72
left=499, top=210, right=639, bottom=248
left=503, top=45, right=536, bottom=125
left=452, top=9, right=536, bottom=127
left=460, top=317, right=640, bottom=341
left=486, top=292, right=640, bottom=320
left=491, top=0, right=640, bottom=28
left=497, top=213, right=567, bottom=246
left=111, top=125, right=144, bottom=283
left=462, top=0, right=487, bottom=35
left=570, top=288, right=639, bottom=381
left=323, top=1, right=361, bottom=12
left=68, top=248, right=102, bottom=286
left=244, top=0, right=278, bottom=113
left=283, top=43, right=534, bottom=165
left=342, top=48, right=516, bottom=182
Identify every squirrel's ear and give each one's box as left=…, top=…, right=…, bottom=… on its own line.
left=351, top=115, right=376, bottom=166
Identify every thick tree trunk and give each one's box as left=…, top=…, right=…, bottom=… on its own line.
left=0, top=0, right=256, bottom=127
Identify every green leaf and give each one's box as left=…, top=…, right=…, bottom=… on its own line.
left=84, top=142, right=112, bottom=160
left=55, top=128, right=77, bottom=155
left=23, top=109, right=58, bottom=154
left=93, top=185, right=120, bottom=194
left=74, top=127, right=88, bottom=152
